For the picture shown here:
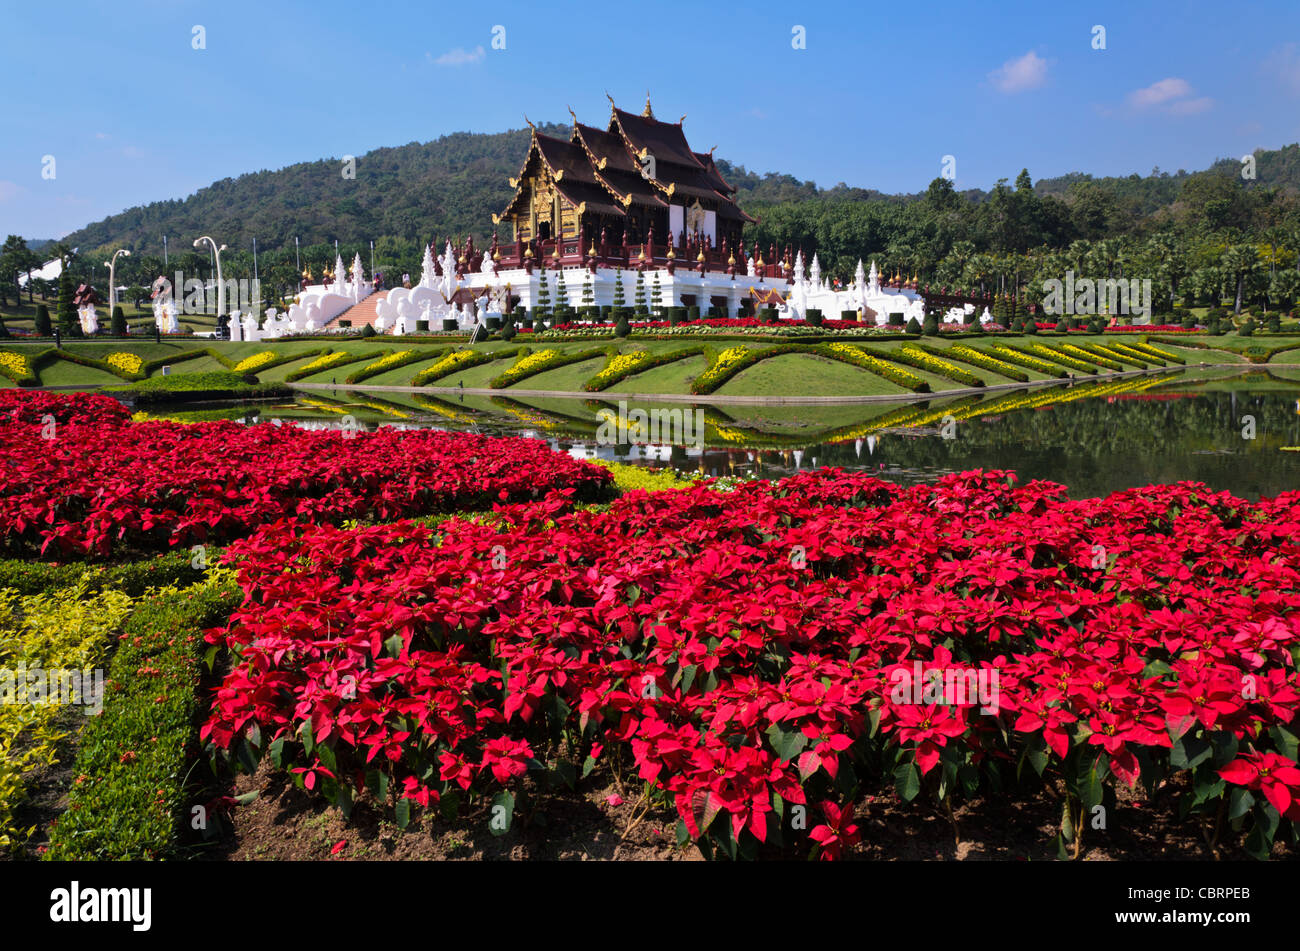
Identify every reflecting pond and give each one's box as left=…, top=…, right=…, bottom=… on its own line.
left=144, top=366, right=1300, bottom=499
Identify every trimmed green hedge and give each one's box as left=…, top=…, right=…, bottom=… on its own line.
left=344, top=347, right=445, bottom=385
left=0, top=347, right=41, bottom=385
left=0, top=549, right=216, bottom=595
left=105, top=371, right=290, bottom=403
left=582, top=345, right=707, bottom=392
left=914, top=343, right=1029, bottom=383
left=283, top=350, right=370, bottom=382
left=410, top=346, right=521, bottom=386
left=44, top=572, right=241, bottom=860
left=490, top=346, right=607, bottom=389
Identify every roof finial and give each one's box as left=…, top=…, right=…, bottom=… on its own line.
left=524, top=114, right=536, bottom=132
left=643, top=91, right=654, bottom=118
left=567, top=105, right=578, bottom=125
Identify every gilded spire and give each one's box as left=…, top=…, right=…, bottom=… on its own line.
left=643, top=92, right=654, bottom=118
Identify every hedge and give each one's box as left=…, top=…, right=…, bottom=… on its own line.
left=689, top=343, right=932, bottom=396
left=880, top=345, right=984, bottom=387
left=344, top=347, right=445, bottom=385
left=582, top=345, right=707, bottom=392
left=489, top=346, right=607, bottom=389
left=0, top=549, right=216, bottom=596
left=104, top=371, right=290, bottom=403
left=283, top=350, right=371, bottom=382
left=986, top=344, right=1070, bottom=378
left=0, top=347, right=40, bottom=385
left=410, top=346, right=521, bottom=386
left=912, top=343, right=1029, bottom=383
left=43, top=572, right=241, bottom=860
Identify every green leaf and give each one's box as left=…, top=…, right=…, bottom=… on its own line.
left=676, top=818, right=690, bottom=847
left=1269, top=725, right=1299, bottom=763
left=679, top=664, right=698, bottom=694
left=316, top=741, right=337, bottom=773
left=1061, top=801, right=1075, bottom=844
left=268, top=736, right=286, bottom=768
left=299, top=719, right=314, bottom=758
left=765, top=723, right=808, bottom=762
left=1171, top=734, right=1212, bottom=770
left=1228, top=787, right=1254, bottom=821
left=581, top=755, right=597, bottom=779
left=394, top=797, right=411, bottom=830
left=553, top=759, right=576, bottom=790
left=366, top=769, right=389, bottom=803
left=384, top=634, right=404, bottom=658
left=894, top=762, right=921, bottom=802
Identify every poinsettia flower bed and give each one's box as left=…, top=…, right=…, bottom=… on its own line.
left=0, top=389, right=131, bottom=427
left=0, top=397, right=612, bottom=559
left=202, top=470, right=1300, bottom=860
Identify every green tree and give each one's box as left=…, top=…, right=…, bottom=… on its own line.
left=57, top=269, right=80, bottom=337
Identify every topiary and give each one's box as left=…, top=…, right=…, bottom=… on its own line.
left=35, top=302, right=52, bottom=336
left=1238, top=317, right=1255, bottom=337
left=614, top=314, right=631, bottom=337
left=804, top=308, right=823, bottom=327
left=905, top=316, right=922, bottom=335
left=361, top=324, right=377, bottom=337
left=1023, top=319, right=1039, bottom=335
left=111, top=305, right=127, bottom=335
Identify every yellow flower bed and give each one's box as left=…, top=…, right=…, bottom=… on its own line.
left=424, top=349, right=479, bottom=379
left=509, top=348, right=562, bottom=376
left=694, top=346, right=755, bottom=390
left=233, top=351, right=278, bottom=372
left=105, top=352, right=144, bottom=375
left=900, top=345, right=971, bottom=378
left=0, top=582, right=133, bottom=852
left=360, top=349, right=415, bottom=374
left=296, top=351, right=352, bottom=375
left=588, top=351, right=648, bottom=388
left=825, top=343, right=928, bottom=390
left=0, top=351, right=29, bottom=380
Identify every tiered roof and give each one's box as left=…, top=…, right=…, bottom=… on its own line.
left=498, top=97, right=754, bottom=227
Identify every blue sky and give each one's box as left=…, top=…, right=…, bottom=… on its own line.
left=3, top=0, right=1299, bottom=241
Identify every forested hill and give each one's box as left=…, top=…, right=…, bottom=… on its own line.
left=57, top=124, right=1300, bottom=255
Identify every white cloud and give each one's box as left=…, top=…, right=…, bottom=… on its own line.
left=1125, top=78, right=1212, bottom=116
left=433, top=45, right=485, bottom=67
left=988, top=51, right=1047, bottom=93
left=1128, top=78, right=1192, bottom=108
left=1264, top=43, right=1300, bottom=95
left=95, top=132, right=110, bottom=140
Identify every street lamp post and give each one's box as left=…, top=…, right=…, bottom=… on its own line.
left=104, top=248, right=131, bottom=320
left=193, top=236, right=228, bottom=318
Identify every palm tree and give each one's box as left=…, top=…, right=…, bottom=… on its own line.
left=1220, top=244, right=1259, bottom=314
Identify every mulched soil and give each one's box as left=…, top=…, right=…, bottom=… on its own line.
left=194, top=761, right=1296, bottom=862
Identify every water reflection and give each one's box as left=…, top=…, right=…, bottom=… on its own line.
left=152, top=369, right=1300, bottom=499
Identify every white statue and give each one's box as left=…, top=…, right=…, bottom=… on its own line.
left=78, top=305, right=99, bottom=335
left=351, top=253, right=365, bottom=302
left=418, top=244, right=437, bottom=289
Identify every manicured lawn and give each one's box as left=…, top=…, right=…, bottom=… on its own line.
left=619, top=354, right=710, bottom=394
left=718, top=353, right=907, bottom=398
left=517, top=356, right=607, bottom=392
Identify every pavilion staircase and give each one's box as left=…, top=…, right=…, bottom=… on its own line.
left=329, top=290, right=390, bottom=330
